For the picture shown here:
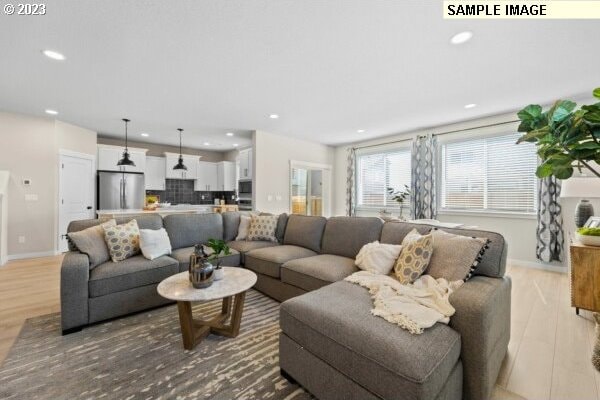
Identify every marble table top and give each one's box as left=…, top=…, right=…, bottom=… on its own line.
left=157, top=267, right=257, bottom=302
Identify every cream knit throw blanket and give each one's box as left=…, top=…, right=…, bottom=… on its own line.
left=345, top=271, right=463, bottom=334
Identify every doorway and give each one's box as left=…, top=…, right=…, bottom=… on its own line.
left=58, top=151, right=95, bottom=253
left=290, top=161, right=331, bottom=217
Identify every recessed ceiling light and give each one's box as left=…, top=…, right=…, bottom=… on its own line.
left=357, top=129, right=365, bottom=133
left=203, top=142, right=210, bottom=146
left=42, top=49, right=66, bottom=60
left=450, top=31, right=473, bottom=45
left=45, top=109, right=58, bottom=115
left=233, top=143, right=239, bottom=147
left=269, top=114, right=279, bottom=119
left=226, top=132, right=234, bottom=136
left=464, top=103, right=477, bottom=109
left=140, top=133, right=149, bottom=137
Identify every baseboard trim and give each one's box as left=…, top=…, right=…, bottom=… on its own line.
left=6, top=250, right=61, bottom=261
left=508, top=258, right=567, bottom=273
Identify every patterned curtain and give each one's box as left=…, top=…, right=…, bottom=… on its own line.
left=536, top=177, right=564, bottom=262
left=346, top=147, right=356, bottom=216
left=410, top=134, right=437, bottom=220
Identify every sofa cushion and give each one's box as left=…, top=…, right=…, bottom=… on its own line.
left=247, top=215, right=279, bottom=242
left=227, top=240, right=280, bottom=264
left=67, top=214, right=163, bottom=251
left=163, top=213, right=223, bottom=250
left=89, top=255, right=179, bottom=297
left=245, top=245, right=317, bottom=278
left=283, top=215, right=327, bottom=253
left=67, top=219, right=116, bottom=268
left=280, top=281, right=462, bottom=400
left=321, top=217, right=383, bottom=258
left=281, top=254, right=358, bottom=291
left=381, top=221, right=507, bottom=278
left=171, top=246, right=241, bottom=272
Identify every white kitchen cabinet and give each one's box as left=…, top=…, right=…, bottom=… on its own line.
left=238, top=148, right=252, bottom=180
left=164, top=153, right=199, bottom=180
left=145, top=156, right=166, bottom=190
left=98, top=145, right=147, bottom=173
left=217, top=161, right=236, bottom=191
left=194, top=161, right=218, bottom=191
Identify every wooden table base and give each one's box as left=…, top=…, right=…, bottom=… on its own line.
left=176, top=291, right=246, bottom=350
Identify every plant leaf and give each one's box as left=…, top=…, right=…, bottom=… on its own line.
left=518, top=104, right=543, bottom=121
left=594, top=87, right=600, bottom=99
left=536, top=163, right=553, bottom=178
left=551, top=100, right=577, bottom=123
left=554, top=166, right=574, bottom=180
left=584, top=111, right=600, bottom=125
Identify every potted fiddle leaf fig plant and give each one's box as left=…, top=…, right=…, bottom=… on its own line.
left=516, top=87, right=600, bottom=179
left=387, top=185, right=411, bottom=220
left=206, top=238, right=231, bottom=281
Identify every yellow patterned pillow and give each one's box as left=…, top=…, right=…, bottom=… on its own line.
left=103, top=219, right=141, bottom=262
left=394, top=229, right=433, bottom=284
left=246, top=215, right=278, bottom=242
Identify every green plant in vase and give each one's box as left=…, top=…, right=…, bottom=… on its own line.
left=387, top=185, right=411, bottom=220
left=516, top=87, right=600, bottom=179
left=206, top=239, right=231, bottom=280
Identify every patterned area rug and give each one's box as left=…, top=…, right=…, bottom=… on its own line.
left=0, top=290, right=311, bottom=400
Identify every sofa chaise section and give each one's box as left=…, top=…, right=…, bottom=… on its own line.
left=280, top=281, right=463, bottom=400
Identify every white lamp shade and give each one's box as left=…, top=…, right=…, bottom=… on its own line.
left=560, top=177, right=600, bottom=198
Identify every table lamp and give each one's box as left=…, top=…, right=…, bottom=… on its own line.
left=560, top=177, right=600, bottom=227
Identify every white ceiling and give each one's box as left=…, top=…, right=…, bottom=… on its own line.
left=1, top=1, right=599, bottom=149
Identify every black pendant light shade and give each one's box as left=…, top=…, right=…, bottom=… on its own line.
left=117, top=118, right=136, bottom=167
left=173, top=128, right=187, bottom=170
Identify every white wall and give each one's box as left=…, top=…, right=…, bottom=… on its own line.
left=0, top=112, right=97, bottom=259
left=332, top=111, right=569, bottom=267
left=254, top=130, right=335, bottom=215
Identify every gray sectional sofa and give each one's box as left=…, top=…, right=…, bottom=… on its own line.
left=61, top=211, right=510, bottom=400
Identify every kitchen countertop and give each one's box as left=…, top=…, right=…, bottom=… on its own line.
left=97, top=205, right=213, bottom=216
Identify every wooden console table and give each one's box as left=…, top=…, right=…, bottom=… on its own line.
left=570, top=242, right=600, bottom=315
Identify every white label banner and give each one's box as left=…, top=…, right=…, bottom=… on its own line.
left=443, top=1, right=600, bottom=19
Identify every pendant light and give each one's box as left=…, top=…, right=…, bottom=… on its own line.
left=117, top=118, right=136, bottom=167
left=173, top=128, right=187, bottom=170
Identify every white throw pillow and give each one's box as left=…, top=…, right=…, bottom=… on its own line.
left=236, top=215, right=252, bottom=241
left=355, top=241, right=403, bottom=275
left=139, top=228, right=172, bottom=260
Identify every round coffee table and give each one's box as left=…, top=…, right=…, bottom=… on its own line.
left=157, top=267, right=257, bottom=350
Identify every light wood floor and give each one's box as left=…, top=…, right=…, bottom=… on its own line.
left=0, top=256, right=597, bottom=399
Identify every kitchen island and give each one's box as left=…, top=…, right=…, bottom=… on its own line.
left=97, top=205, right=214, bottom=219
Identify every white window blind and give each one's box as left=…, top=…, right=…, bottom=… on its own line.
left=440, top=132, right=538, bottom=213
left=356, top=148, right=411, bottom=210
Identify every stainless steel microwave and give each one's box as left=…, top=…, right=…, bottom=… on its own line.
left=238, top=180, right=252, bottom=196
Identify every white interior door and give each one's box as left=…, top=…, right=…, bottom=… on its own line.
left=59, top=152, right=95, bottom=252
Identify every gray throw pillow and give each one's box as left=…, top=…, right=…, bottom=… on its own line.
left=67, top=219, right=116, bottom=268
left=425, top=229, right=490, bottom=281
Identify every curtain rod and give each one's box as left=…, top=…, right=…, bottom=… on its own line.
left=352, top=119, right=521, bottom=150
left=352, top=137, right=412, bottom=151
left=424, top=119, right=521, bottom=138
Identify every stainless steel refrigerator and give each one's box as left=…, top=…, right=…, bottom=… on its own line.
left=97, top=171, right=145, bottom=210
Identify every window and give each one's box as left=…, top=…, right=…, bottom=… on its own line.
left=440, top=132, right=538, bottom=213
left=356, top=148, right=411, bottom=210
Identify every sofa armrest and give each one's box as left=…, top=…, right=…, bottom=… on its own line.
left=449, top=275, right=511, bottom=400
left=60, top=251, right=90, bottom=333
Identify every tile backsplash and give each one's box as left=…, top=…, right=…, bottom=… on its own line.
left=147, top=179, right=236, bottom=205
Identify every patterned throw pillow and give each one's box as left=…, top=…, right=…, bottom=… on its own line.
left=425, top=229, right=490, bottom=282
left=246, top=215, right=279, bottom=242
left=394, top=229, right=433, bottom=284
left=103, top=219, right=141, bottom=262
